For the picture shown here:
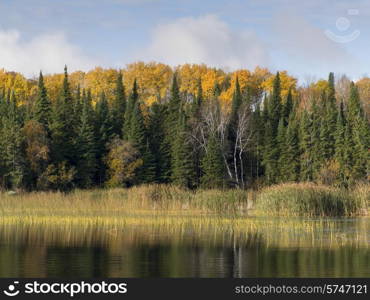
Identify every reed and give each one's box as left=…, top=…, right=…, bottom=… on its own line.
left=0, top=183, right=368, bottom=218
left=254, top=183, right=369, bottom=216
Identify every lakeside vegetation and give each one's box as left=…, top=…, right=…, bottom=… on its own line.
left=1, top=183, right=368, bottom=218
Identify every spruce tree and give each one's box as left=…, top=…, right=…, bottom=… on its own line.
left=1, top=94, right=25, bottom=189
left=334, top=101, right=346, bottom=184
left=347, top=82, right=369, bottom=181
left=171, top=113, right=194, bottom=188
left=268, top=72, right=282, bottom=132
left=112, top=72, right=126, bottom=137
left=282, top=88, right=293, bottom=126
left=276, top=117, right=286, bottom=181
left=34, top=71, right=51, bottom=130
left=201, top=134, right=225, bottom=188
left=166, top=73, right=182, bottom=139
left=128, top=101, right=146, bottom=154
left=76, top=92, right=96, bottom=187
left=280, top=116, right=299, bottom=181
left=123, top=79, right=138, bottom=139
left=147, top=103, right=170, bottom=183
left=95, top=91, right=113, bottom=184
left=299, top=110, right=313, bottom=181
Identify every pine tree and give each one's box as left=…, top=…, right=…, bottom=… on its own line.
left=262, top=119, right=278, bottom=184
left=268, top=72, right=282, bottom=133
left=34, top=71, right=51, bottom=130
left=262, top=72, right=282, bottom=184
left=1, top=94, right=25, bottom=189
left=171, top=113, right=194, bottom=188
left=128, top=101, right=146, bottom=154
left=95, top=91, right=113, bottom=184
left=325, top=72, right=338, bottom=158
left=76, top=92, right=96, bottom=188
left=123, top=79, right=138, bottom=139
left=228, top=76, right=242, bottom=140
left=311, top=97, right=324, bottom=178
left=163, top=73, right=183, bottom=180
left=112, top=72, right=126, bottom=137
left=282, top=88, right=293, bottom=126
left=201, top=134, right=225, bottom=188
left=166, top=73, right=182, bottom=139
left=147, top=103, right=170, bottom=182
left=280, top=116, right=299, bottom=181
left=334, top=101, right=346, bottom=184
left=49, top=66, right=75, bottom=165
left=347, top=82, right=369, bottom=181
left=276, top=118, right=286, bottom=181
left=299, top=110, right=313, bottom=181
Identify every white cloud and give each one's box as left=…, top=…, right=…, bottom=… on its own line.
left=271, top=11, right=361, bottom=78
left=140, top=15, right=269, bottom=70
left=0, top=30, right=98, bottom=77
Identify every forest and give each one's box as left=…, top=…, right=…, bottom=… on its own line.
left=0, top=62, right=368, bottom=192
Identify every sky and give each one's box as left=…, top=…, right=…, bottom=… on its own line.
left=0, top=0, right=369, bottom=82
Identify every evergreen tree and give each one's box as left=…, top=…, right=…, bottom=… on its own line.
left=166, top=73, right=182, bottom=138
left=112, top=72, right=126, bottom=137
left=268, top=72, right=282, bottom=132
left=347, top=82, right=369, bottom=181
left=334, top=101, right=346, bottom=184
left=262, top=72, right=282, bottom=184
left=128, top=101, right=146, bottom=154
left=76, top=92, right=96, bottom=188
left=171, top=113, right=194, bottom=188
left=49, top=66, right=75, bottom=165
left=95, top=91, right=113, bottom=184
left=276, top=118, right=286, bottom=181
left=280, top=116, right=299, bottom=181
left=201, top=134, right=225, bottom=188
left=282, top=88, right=293, bottom=125
left=262, top=119, right=278, bottom=184
left=147, top=103, right=170, bottom=182
left=123, top=79, right=138, bottom=139
left=299, top=110, right=313, bottom=181
left=1, top=94, right=25, bottom=189
left=34, top=71, right=51, bottom=130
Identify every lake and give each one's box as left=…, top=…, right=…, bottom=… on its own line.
left=0, top=215, right=369, bottom=277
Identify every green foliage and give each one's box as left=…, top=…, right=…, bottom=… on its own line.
left=123, top=79, right=138, bottom=139
left=171, top=114, right=195, bottom=188
left=34, top=72, right=51, bottom=130
left=201, top=134, right=225, bottom=188
left=112, top=72, right=126, bottom=137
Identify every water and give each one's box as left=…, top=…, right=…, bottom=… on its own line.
left=0, top=216, right=369, bottom=277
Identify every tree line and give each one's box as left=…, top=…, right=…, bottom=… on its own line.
left=0, top=66, right=368, bottom=191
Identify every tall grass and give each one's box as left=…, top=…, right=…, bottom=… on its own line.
left=0, top=184, right=251, bottom=218
left=0, top=183, right=367, bottom=218
left=254, top=183, right=369, bottom=216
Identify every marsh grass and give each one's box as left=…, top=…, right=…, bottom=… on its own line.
left=0, top=183, right=368, bottom=220
left=254, top=183, right=369, bottom=216
left=0, top=184, right=252, bottom=218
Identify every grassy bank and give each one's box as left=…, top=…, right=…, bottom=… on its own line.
left=0, top=183, right=368, bottom=218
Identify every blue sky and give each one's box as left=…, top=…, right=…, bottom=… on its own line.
left=0, top=0, right=369, bottom=81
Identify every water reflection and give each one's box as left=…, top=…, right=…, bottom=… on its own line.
left=0, top=217, right=369, bottom=277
